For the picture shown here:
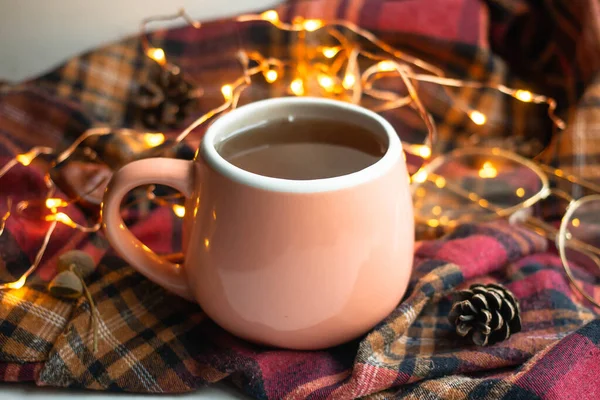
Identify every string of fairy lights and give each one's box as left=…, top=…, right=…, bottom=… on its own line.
left=0, top=8, right=566, bottom=290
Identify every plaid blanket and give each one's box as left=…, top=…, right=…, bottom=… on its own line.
left=1, top=0, right=600, bottom=398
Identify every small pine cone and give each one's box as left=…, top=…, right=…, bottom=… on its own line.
left=448, top=283, right=522, bottom=346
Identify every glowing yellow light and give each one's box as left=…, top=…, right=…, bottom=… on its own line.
left=377, top=61, right=396, bottom=72
left=303, top=19, right=323, bottom=32
left=322, top=47, right=339, bottom=58
left=318, top=74, right=334, bottom=90
left=435, top=177, right=446, bottom=188
left=469, top=110, right=487, bottom=126
left=261, top=10, right=279, bottom=23
left=478, top=161, right=498, bottom=179
left=204, top=238, right=210, bottom=248
left=4, top=275, right=27, bottom=290
left=342, top=74, right=356, bottom=89
left=478, top=199, right=489, bottom=208
left=16, top=154, right=33, bottom=166
left=290, top=79, right=304, bottom=96
left=572, top=218, right=580, bottom=227
left=146, top=48, right=166, bottom=66
left=412, top=169, right=428, bottom=183
left=143, top=133, right=165, bottom=147
left=468, top=193, right=479, bottom=202
left=418, top=146, right=432, bottom=159
left=555, top=169, right=564, bottom=177
left=45, top=198, right=68, bottom=209
left=427, top=219, right=440, bottom=228
left=415, top=187, right=426, bottom=197
left=516, top=187, right=525, bottom=198
left=221, top=84, right=233, bottom=101
left=439, top=216, right=449, bottom=225
left=212, top=210, right=217, bottom=220
left=265, top=69, right=278, bottom=83
left=515, top=90, right=533, bottom=102
left=46, top=212, right=77, bottom=229
left=172, top=204, right=185, bottom=218
left=432, top=206, right=442, bottom=216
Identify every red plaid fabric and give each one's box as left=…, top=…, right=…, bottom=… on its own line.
left=1, top=0, right=600, bottom=399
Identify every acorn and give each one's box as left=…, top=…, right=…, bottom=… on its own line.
left=57, top=250, right=96, bottom=278
left=48, top=270, right=84, bottom=299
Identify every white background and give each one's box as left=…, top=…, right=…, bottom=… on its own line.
left=0, top=0, right=279, bottom=82
left=0, top=1, right=275, bottom=398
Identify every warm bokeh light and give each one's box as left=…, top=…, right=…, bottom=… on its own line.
left=290, top=79, right=304, bottom=96
left=45, top=198, right=68, bottom=209
left=303, top=19, right=323, bottom=32
left=265, top=69, right=278, bottom=83
left=221, top=84, right=233, bottom=101
left=318, top=75, right=334, bottom=90
left=515, top=90, right=533, bottom=102
left=260, top=10, right=279, bottom=23
left=412, top=169, right=428, bottom=183
left=377, top=61, right=397, bottom=72
left=172, top=204, right=185, bottom=218
left=322, top=47, right=339, bottom=59
left=469, top=110, right=487, bottom=125
left=516, top=187, right=525, bottom=198
left=46, top=212, right=77, bottom=229
left=143, top=133, right=165, bottom=147
left=572, top=218, right=580, bottom=227
left=342, top=74, right=356, bottom=89
left=3, top=275, right=27, bottom=290
left=146, top=48, right=166, bottom=66
left=16, top=154, right=33, bottom=166
left=478, top=161, right=498, bottom=179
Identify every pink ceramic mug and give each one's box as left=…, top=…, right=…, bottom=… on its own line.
left=102, top=97, right=414, bottom=350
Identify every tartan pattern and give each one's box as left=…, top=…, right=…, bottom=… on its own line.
left=1, top=0, right=600, bottom=398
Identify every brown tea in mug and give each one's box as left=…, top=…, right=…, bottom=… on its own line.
left=216, top=117, right=387, bottom=180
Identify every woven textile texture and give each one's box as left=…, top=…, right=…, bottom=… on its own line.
left=1, top=0, right=600, bottom=398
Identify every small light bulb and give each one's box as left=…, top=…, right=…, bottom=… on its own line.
left=47, top=212, right=77, bottom=228
left=515, top=90, right=533, bottom=102
left=45, top=198, right=67, bottom=209
left=377, top=61, right=396, bottom=72
left=417, top=146, right=432, bottom=159
left=290, top=79, right=304, bottom=96
left=302, top=19, right=323, bottom=32
left=432, top=206, right=442, bottom=216
left=16, top=154, right=33, bottom=166
left=146, top=48, right=166, bottom=66
left=435, top=177, right=446, bottom=188
left=204, top=238, right=210, bottom=248
left=4, top=275, right=27, bottom=290
left=572, top=218, right=580, bottom=227
left=318, top=74, right=334, bottom=90
left=478, top=161, right=498, bottom=179
left=143, top=133, right=165, bottom=147
left=427, top=219, right=440, bottom=228
left=265, top=69, right=278, bottom=83
left=342, top=74, right=356, bottom=89
left=516, top=187, right=525, bottom=198
left=261, top=10, right=279, bottom=23
left=172, top=204, right=185, bottom=218
left=412, top=169, right=428, bottom=183
left=221, top=84, right=233, bottom=101
left=469, top=110, right=487, bottom=126
left=322, top=47, right=339, bottom=59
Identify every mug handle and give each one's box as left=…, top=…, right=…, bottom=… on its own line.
left=102, top=158, right=195, bottom=301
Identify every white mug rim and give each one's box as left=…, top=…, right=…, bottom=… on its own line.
left=200, top=96, right=402, bottom=193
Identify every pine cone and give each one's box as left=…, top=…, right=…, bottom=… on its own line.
left=135, top=63, right=200, bottom=129
left=448, top=283, right=522, bottom=346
